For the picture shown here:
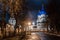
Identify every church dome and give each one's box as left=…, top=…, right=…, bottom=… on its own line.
left=38, top=10, right=46, bottom=16
left=37, top=4, right=47, bottom=16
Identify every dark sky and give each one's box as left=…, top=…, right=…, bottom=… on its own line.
left=24, top=0, right=60, bottom=17
left=24, top=0, right=60, bottom=12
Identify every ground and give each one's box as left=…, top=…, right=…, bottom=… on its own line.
left=2, top=32, right=60, bottom=40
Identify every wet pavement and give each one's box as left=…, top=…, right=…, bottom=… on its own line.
left=3, top=32, right=60, bottom=40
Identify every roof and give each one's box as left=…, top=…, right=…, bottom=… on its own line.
left=38, top=4, right=47, bottom=16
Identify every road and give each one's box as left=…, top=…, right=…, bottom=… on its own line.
left=2, top=32, right=60, bottom=40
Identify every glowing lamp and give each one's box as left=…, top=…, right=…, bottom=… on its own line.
left=28, top=22, right=31, bottom=26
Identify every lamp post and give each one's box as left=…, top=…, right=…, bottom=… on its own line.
left=28, top=22, right=31, bottom=31
left=27, top=22, right=31, bottom=35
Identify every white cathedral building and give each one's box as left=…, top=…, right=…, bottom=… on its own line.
left=31, top=5, right=48, bottom=31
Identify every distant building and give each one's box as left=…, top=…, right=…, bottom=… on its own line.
left=31, top=4, right=48, bottom=31
left=8, top=17, right=16, bottom=26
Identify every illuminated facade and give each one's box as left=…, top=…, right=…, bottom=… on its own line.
left=31, top=4, right=48, bottom=31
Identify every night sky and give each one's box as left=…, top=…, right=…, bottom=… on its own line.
left=25, top=0, right=51, bottom=9
left=24, top=0, right=60, bottom=19
left=24, top=0, right=60, bottom=13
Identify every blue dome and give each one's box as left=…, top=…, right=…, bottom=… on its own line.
left=38, top=10, right=47, bottom=16
left=37, top=4, right=47, bottom=16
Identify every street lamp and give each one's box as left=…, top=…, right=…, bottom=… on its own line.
left=27, top=22, right=32, bottom=35
left=27, top=22, right=31, bottom=31
left=28, top=22, right=31, bottom=26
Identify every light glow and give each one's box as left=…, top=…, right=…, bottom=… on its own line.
left=28, top=22, right=31, bottom=26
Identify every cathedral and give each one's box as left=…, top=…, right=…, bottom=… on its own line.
left=31, top=4, right=48, bottom=31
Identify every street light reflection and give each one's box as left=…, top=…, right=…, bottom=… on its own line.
left=27, top=32, right=41, bottom=40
